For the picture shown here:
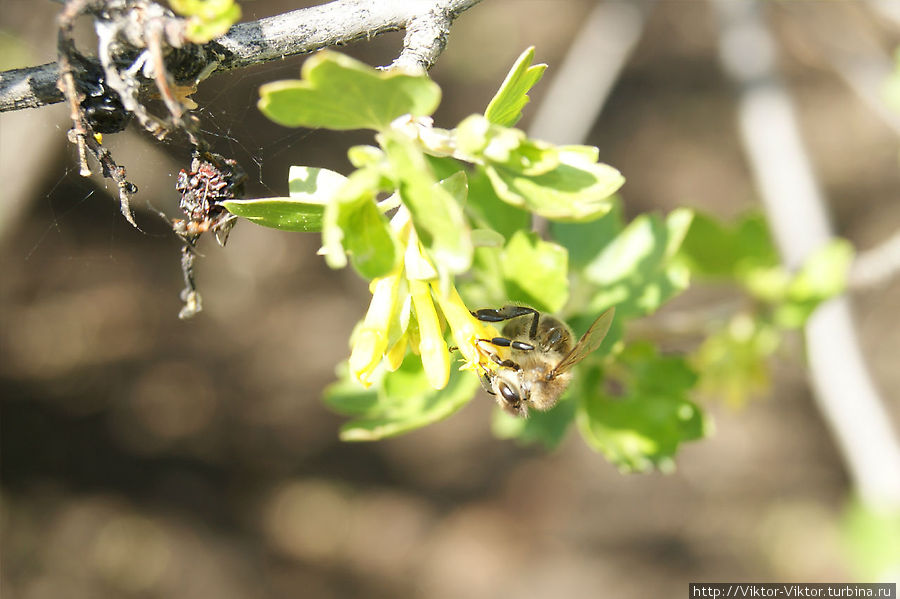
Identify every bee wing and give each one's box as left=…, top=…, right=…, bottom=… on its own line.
left=552, top=307, right=615, bottom=375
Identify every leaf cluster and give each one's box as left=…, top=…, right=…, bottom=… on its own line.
left=224, top=48, right=852, bottom=471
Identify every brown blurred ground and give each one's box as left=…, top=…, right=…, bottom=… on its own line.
left=2, top=1, right=899, bottom=598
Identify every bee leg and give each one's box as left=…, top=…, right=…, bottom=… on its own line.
left=482, top=336, right=535, bottom=352
left=480, top=373, right=496, bottom=395
left=472, top=306, right=542, bottom=340
left=472, top=305, right=538, bottom=322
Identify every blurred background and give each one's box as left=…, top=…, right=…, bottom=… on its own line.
left=2, top=0, right=900, bottom=597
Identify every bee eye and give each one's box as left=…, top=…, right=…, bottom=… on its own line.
left=499, top=383, right=520, bottom=404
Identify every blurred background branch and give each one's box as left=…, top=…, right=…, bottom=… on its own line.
left=712, top=0, right=900, bottom=509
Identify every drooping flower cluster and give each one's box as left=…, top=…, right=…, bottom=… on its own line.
left=348, top=205, right=501, bottom=390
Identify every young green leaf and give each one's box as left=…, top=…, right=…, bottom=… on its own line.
left=342, top=199, right=398, bottom=279
left=258, top=51, right=441, bottom=131
left=464, top=167, right=531, bottom=240
left=678, top=211, right=779, bottom=279
left=484, top=146, right=624, bottom=221
left=223, top=165, right=347, bottom=232
left=584, top=209, right=694, bottom=317
left=787, top=239, right=853, bottom=301
left=551, top=199, right=624, bottom=268
left=324, top=369, right=381, bottom=416
left=169, top=0, right=241, bottom=43
left=288, top=165, right=348, bottom=200
left=457, top=115, right=559, bottom=175
left=384, top=136, right=473, bottom=275
left=492, top=394, right=575, bottom=450
left=321, top=167, right=397, bottom=277
left=484, top=47, right=547, bottom=127
left=223, top=197, right=324, bottom=232
left=576, top=345, right=707, bottom=472
left=775, top=239, right=853, bottom=328
left=501, top=231, right=569, bottom=314
left=325, top=358, right=481, bottom=441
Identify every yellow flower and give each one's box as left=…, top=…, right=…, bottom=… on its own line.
left=431, top=283, right=501, bottom=375
left=409, top=279, right=450, bottom=389
left=348, top=203, right=500, bottom=390
left=349, top=271, right=402, bottom=387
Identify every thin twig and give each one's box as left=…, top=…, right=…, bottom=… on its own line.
left=57, top=0, right=140, bottom=225
left=0, top=0, right=484, bottom=113
left=787, top=2, right=900, bottom=137
left=712, top=0, right=900, bottom=509
left=389, top=7, right=452, bottom=72
left=850, top=229, right=900, bottom=290
left=527, top=0, right=653, bottom=144
left=865, top=0, right=900, bottom=28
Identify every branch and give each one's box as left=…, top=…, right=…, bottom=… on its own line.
left=527, top=0, right=653, bottom=144
left=0, top=0, right=484, bottom=113
left=713, top=0, right=900, bottom=509
left=849, top=229, right=900, bottom=290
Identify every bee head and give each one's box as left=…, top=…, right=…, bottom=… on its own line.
left=491, top=367, right=529, bottom=417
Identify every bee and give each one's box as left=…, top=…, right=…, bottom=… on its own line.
left=472, top=305, right=615, bottom=417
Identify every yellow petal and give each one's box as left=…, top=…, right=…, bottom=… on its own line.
left=410, top=279, right=449, bottom=390
left=385, top=333, right=408, bottom=371
left=349, top=329, right=386, bottom=387
left=349, top=272, right=402, bottom=385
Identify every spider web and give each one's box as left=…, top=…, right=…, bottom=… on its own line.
left=9, top=14, right=403, bottom=315
left=18, top=58, right=322, bottom=259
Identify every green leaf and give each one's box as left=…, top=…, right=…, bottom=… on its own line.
left=223, top=197, right=324, bottom=232
left=325, top=357, right=481, bottom=441
left=484, top=146, right=624, bottom=221
left=169, top=0, right=241, bottom=43
left=459, top=246, right=507, bottom=310
left=288, top=165, right=347, bottom=200
left=501, top=230, right=569, bottom=314
left=742, top=266, right=792, bottom=304
left=322, top=167, right=397, bottom=277
left=484, top=47, right=547, bottom=127
left=551, top=199, right=624, bottom=268
left=788, top=239, right=853, bottom=300
left=223, top=165, right=346, bottom=232
left=464, top=167, right=531, bottom=240
left=455, top=116, right=623, bottom=221
left=492, top=394, right=575, bottom=450
left=384, top=136, right=473, bottom=275
left=775, top=239, right=853, bottom=328
left=576, top=345, right=707, bottom=472
left=457, top=116, right=559, bottom=175
left=344, top=199, right=398, bottom=279
left=258, top=51, right=441, bottom=131
left=678, top=211, right=779, bottom=279
left=323, top=368, right=380, bottom=416
left=584, top=209, right=694, bottom=317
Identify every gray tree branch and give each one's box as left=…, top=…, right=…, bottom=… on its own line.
left=0, top=0, right=483, bottom=113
